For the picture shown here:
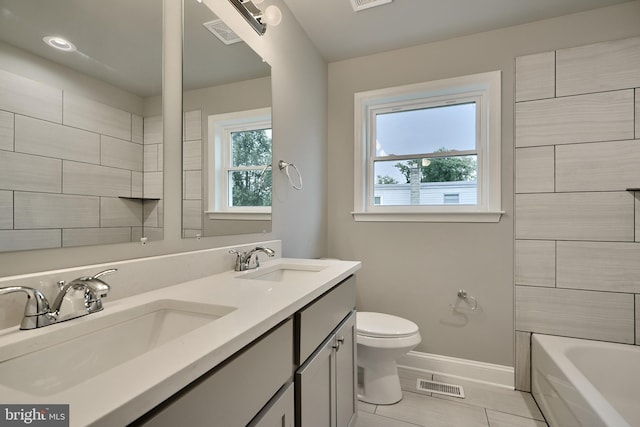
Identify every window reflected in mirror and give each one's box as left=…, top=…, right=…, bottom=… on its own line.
left=182, top=0, right=272, bottom=238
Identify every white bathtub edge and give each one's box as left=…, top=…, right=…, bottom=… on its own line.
left=531, top=333, right=633, bottom=427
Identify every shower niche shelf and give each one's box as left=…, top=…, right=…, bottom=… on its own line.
left=118, top=196, right=161, bottom=201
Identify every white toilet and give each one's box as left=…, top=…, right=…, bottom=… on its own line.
left=356, top=311, right=421, bottom=405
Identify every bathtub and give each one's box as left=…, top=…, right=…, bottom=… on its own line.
left=531, top=334, right=640, bottom=427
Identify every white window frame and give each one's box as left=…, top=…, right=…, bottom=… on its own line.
left=353, top=71, right=503, bottom=223
left=206, top=107, right=272, bottom=221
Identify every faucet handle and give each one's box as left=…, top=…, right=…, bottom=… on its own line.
left=229, top=249, right=246, bottom=271
left=90, top=269, right=117, bottom=280
left=0, top=286, right=50, bottom=316
left=0, top=286, right=54, bottom=329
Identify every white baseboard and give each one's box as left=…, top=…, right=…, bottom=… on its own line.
left=397, top=351, right=514, bottom=389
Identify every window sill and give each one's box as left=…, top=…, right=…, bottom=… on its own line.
left=206, top=211, right=272, bottom=221
left=352, top=211, right=504, bottom=223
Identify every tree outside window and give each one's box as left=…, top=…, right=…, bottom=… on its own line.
left=229, top=129, right=272, bottom=207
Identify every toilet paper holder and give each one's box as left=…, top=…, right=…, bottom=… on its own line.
left=449, top=289, right=478, bottom=311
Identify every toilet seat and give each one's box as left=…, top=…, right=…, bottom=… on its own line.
left=357, top=312, right=419, bottom=338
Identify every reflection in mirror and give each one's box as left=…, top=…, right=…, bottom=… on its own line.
left=182, top=0, right=272, bottom=238
left=0, top=0, right=163, bottom=252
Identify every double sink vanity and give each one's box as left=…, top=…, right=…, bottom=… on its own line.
left=0, top=247, right=360, bottom=426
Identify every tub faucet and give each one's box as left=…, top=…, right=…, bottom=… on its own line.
left=230, top=246, right=275, bottom=271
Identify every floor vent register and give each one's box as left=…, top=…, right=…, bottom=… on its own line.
left=416, top=379, right=465, bottom=398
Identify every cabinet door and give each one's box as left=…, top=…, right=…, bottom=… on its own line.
left=249, top=382, right=294, bottom=427
left=296, top=336, right=336, bottom=427
left=135, top=319, right=293, bottom=427
left=335, top=311, right=357, bottom=427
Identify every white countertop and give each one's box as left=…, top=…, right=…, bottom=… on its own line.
left=0, top=258, right=360, bottom=426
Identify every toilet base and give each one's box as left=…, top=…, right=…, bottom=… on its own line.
left=357, top=360, right=403, bottom=405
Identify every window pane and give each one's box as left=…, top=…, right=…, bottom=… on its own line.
left=373, top=156, right=477, bottom=206
left=443, top=194, right=460, bottom=204
left=375, top=103, right=475, bottom=157
left=229, top=170, right=272, bottom=207
left=231, top=129, right=272, bottom=167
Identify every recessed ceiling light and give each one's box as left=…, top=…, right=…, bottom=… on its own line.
left=43, top=36, right=76, bottom=52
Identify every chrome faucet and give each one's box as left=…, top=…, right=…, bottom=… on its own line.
left=229, top=246, right=276, bottom=271
left=0, top=286, right=55, bottom=329
left=51, top=269, right=116, bottom=322
left=0, top=268, right=116, bottom=330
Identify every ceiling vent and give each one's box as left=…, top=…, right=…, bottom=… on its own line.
left=203, top=19, right=242, bottom=45
left=350, top=0, right=392, bottom=12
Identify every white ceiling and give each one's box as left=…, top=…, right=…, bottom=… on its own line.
left=281, top=0, right=634, bottom=61
left=0, top=0, right=269, bottom=98
left=1, top=0, right=632, bottom=97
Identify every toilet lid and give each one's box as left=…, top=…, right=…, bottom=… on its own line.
left=356, top=312, right=419, bottom=338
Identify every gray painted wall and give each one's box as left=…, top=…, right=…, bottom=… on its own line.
left=327, top=1, right=640, bottom=366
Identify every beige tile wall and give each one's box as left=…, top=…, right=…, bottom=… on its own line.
left=515, top=146, right=554, bottom=193
left=182, top=110, right=203, bottom=238
left=515, top=240, right=555, bottom=287
left=636, top=195, right=640, bottom=243
left=14, top=192, right=99, bottom=229
left=515, top=90, right=635, bottom=147
left=0, top=69, right=62, bottom=123
left=0, top=229, right=61, bottom=252
left=637, top=295, right=640, bottom=345
left=514, top=52, right=555, bottom=102
left=0, top=190, right=12, bottom=230
left=0, top=69, right=163, bottom=249
left=0, top=110, right=14, bottom=151
left=15, top=115, right=101, bottom=164
left=0, top=150, right=61, bottom=193
left=636, top=89, right=639, bottom=138
left=514, top=36, right=640, bottom=391
left=556, top=37, right=640, bottom=96
left=515, top=192, right=634, bottom=241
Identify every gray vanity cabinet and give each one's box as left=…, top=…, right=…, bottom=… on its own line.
left=295, top=276, right=357, bottom=427
left=134, top=275, right=357, bottom=427
left=335, top=312, right=357, bottom=427
left=134, top=319, right=293, bottom=427
left=248, top=382, right=294, bottom=427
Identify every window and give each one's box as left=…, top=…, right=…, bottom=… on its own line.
left=354, top=71, right=503, bottom=222
left=443, top=194, right=460, bottom=204
left=207, top=108, right=272, bottom=220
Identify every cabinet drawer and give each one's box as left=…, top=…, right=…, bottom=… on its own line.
left=296, top=276, right=355, bottom=364
left=136, top=319, right=293, bottom=427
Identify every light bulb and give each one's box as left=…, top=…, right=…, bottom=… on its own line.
left=261, top=5, right=282, bottom=26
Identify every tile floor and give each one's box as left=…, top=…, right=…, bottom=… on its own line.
left=355, top=375, right=548, bottom=427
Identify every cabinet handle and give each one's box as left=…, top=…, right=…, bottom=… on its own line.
left=333, top=336, right=345, bottom=351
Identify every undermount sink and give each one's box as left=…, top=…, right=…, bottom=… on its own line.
left=0, top=299, right=235, bottom=396
left=237, top=263, right=327, bottom=282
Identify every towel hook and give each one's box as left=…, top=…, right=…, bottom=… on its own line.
left=449, top=289, right=478, bottom=311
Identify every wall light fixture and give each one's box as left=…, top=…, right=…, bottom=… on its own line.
left=227, top=0, right=281, bottom=35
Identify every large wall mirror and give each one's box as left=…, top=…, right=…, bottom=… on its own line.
left=0, top=0, right=163, bottom=252
left=182, top=0, right=272, bottom=238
